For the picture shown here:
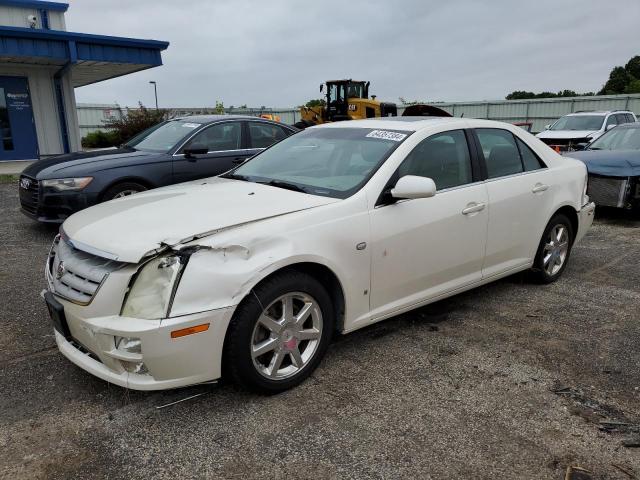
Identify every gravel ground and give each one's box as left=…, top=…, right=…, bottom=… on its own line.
left=0, top=179, right=639, bottom=480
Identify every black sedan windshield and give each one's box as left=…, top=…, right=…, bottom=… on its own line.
left=128, top=120, right=202, bottom=153
left=230, top=127, right=410, bottom=198
left=589, top=126, right=640, bottom=150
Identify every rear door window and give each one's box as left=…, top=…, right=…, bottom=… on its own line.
left=248, top=122, right=288, bottom=149
left=184, top=122, right=242, bottom=152
left=475, top=129, right=523, bottom=179
left=515, top=137, right=546, bottom=171
left=615, top=113, right=629, bottom=125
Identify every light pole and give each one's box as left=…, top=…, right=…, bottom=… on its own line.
left=149, top=81, right=158, bottom=110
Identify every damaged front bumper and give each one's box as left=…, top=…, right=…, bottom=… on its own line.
left=53, top=300, right=235, bottom=390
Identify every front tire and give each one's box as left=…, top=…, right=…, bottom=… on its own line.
left=530, top=213, right=574, bottom=283
left=223, top=271, right=334, bottom=394
left=101, top=181, right=147, bottom=201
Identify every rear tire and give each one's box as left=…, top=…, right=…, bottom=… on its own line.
left=101, top=182, right=147, bottom=201
left=223, top=270, right=334, bottom=394
left=530, top=213, right=574, bottom=283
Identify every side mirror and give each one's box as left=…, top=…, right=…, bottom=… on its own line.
left=544, top=124, right=551, bottom=130
left=183, top=143, right=208, bottom=157
left=573, top=143, right=589, bottom=151
left=319, top=84, right=324, bottom=93
left=391, top=175, right=437, bottom=200
left=606, top=124, right=616, bottom=131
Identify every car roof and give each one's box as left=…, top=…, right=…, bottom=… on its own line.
left=565, top=111, right=633, bottom=116
left=170, top=114, right=289, bottom=125
left=314, top=117, right=463, bottom=132
left=313, top=116, right=517, bottom=132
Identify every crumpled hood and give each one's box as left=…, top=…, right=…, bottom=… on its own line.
left=62, top=178, right=339, bottom=263
left=565, top=150, right=640, bottom=177
left=536, top=130, right=598, bottom=140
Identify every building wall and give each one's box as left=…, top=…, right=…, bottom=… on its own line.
left=0, top=62, right=79, bottom=156
left=398, top=94, right=640, bottom=133
left=0, top=5, right=65, bottom=29
left=76, top=95, right=640, bottom=137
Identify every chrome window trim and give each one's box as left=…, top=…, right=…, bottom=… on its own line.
left=484, top=166, right=549, bottom=183
left=172, top=148, right=247, bottom=158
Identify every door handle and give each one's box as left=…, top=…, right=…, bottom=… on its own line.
left=532, top=183, right=549, bottom=193
left=232, top=157, right=245, bottom=164
left=462, top=202, right=486, bottom=215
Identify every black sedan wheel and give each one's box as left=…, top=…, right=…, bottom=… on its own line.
left=102, top=182, right=147, bottom=201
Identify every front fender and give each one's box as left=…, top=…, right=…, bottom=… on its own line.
left=169, top=239, right=350, bottom=318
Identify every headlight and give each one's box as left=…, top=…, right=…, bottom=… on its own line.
left=42, top=177, right=93, bottom=191
left=121, top=254, right=185, bottom=320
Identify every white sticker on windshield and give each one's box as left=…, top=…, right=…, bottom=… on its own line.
left=366, top=130, right=407, bottom=142
left=182, top=123, right=201, bottom=128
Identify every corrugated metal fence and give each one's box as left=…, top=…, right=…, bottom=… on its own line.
left=77, top=94, right=640, bottom=137
left=76, top=104, right=302, bottom=137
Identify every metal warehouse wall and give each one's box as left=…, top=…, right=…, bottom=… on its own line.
left=77, top=94, right=640, bottom=137
left=398, top=94, right=640, bottom=133
left=76, top=104, right=301, bottom=137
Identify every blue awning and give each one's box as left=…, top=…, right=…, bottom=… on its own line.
left=0, top=0, right=68, bottom=12
left=0, top=26, right=169, bottom=87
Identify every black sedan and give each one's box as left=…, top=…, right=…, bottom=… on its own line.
left=19, top=115, right=297, bottom=223
left=566, top=122, right=640, bottom=211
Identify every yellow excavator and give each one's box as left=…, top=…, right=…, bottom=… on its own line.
left=293, top=79, right=452, bottom=129
left=294, top=79, right=398, bottom=129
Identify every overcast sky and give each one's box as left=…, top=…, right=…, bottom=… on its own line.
left=68, top=0, right=640, bottom=108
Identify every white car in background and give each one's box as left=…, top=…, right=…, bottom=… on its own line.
left=44, top=118, right=595, bottom=394
left=536, top=110, right=637, bottom=151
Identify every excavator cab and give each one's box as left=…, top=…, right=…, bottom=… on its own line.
left=323, top=80, right=370, bottom=121
left=296, top=78, right=397, bottom=128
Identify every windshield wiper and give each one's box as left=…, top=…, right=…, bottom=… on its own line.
left=221, top=173, right=250, bottom=181
left=263, top=180, right=307, bottom=193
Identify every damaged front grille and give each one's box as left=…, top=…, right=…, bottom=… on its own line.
left=540, top=137, right=591, bottom=151
left=587, top=175, right=629, bottom=208
left=48, top=237, right=125, bottom=305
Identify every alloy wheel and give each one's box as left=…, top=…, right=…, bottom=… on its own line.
left=113, top=189, right=139, bottom=198
left=250, top=292, right=323, bottom=380
left=543, top=224, right=569, bottom=276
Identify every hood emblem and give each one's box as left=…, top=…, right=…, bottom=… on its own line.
left=20, top=177, right=32, bottom=189
left=56, top=261, right=66, bottom=280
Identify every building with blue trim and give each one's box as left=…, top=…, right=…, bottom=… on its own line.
left=0, top=0, right=169, bottom=161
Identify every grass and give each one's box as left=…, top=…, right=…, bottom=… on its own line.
left=0, top=174, right=19, bottom=184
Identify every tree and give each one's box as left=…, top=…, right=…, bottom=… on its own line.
left=625, top=56, right=640, bottom=80
left=104, top=103, right=167, bottom=144
left=214, top=100, right=225, bottom=114
left=305, top=99, right=326, bottom=108
left=625, top=79, right=640, bottom=94
left=598, top=66, right=632, bottom=95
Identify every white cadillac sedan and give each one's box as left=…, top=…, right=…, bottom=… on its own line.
left=44, top=118, right=595, bottom=393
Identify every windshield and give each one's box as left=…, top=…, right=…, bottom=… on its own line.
left=128, top=120, right=202, bottom=152
left=230, top=127, right=410, bottom=198
left=550, top=115, right=605, bottom=131
left=589, top=127, right=640, bottom=150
